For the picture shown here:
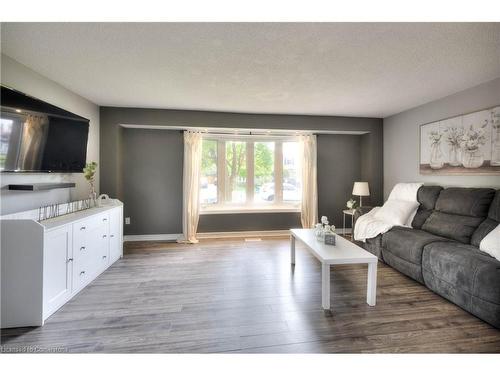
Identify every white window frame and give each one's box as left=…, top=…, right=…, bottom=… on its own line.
left=200, top=134, right=301, bottom=214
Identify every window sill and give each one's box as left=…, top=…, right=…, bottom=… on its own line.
left=200, top=206, right=301, bottom=215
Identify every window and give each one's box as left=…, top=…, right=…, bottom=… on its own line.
left=225, top=141, right=247, bottom=203
left=254, top=142, right=274, bottom=203
left=200, top=139, right=218, bottom=205
left=200, top=136, right=301, bottom=213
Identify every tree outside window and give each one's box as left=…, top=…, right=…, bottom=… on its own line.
left=200, top=136, right=300, bottom=210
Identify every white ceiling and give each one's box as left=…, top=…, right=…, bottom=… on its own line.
left=1, top=23, right=499, bottom=118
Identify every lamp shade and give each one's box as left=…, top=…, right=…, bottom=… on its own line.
left=352, top=182, right=370, bottom=196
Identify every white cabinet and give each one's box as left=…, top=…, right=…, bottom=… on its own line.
left=1, top=202, right=123, bottom=328
left=109, top=208, right=123, bottom=263
left=43, top=225, right=73, bottom=318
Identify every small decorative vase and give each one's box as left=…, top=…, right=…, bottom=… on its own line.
left=462, top=149, right=484, bottom=169
left=491, top=126, right=500, bottom=166
left=324, top=225, right=335, bottom=236
left=429, top=141, right=444, bottom=169
left=314, top=224, right=323, bottom=240
left=448, top=144, right=462, bottom=166
left=89, top=181, right=97, bottom=206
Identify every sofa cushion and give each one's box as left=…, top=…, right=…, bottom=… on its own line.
left=382, top=226, right=448, bottom=266
left=434, top=188, right=495, bottom=217
left=422, top=241, right=500, bottom=328
left=471, top=190, right=500, bottom=246
left=411, top=186, right=443, bottom=229
left=422, top=211, right=485, bottom=244
left=383, top=250, right=425, bottom=283
left=417, top=185, right=444, bottom=210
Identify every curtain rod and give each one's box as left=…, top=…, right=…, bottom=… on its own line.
left=119, top=124, right=370, bottom=136
left=201, top=133, right=299, bottom=141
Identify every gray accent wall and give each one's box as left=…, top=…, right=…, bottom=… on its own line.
left=384, top=78, right=500, bottom=199
left=317, top=135, right=362, bottom=228
left=100, top=107, right=383, bottom=235
left=122, top=129, right=183, bottom=235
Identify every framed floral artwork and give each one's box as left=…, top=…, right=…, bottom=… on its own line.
left=419, top=105, right=500, bottom=175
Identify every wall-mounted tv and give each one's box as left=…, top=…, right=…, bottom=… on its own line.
left=0, top=86, right=90, bottom=173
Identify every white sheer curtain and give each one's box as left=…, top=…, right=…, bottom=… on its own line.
left=299, top=134, right=318, bottom=228
left=178, top=131, right=203, bottom=244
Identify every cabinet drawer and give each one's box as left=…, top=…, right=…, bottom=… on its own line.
left=73, top=239, right=109, bottom=291
left=73, top=213, right=110, bottom=247
left=73, top=225, right=108, bottom=262
left=75, top=212, right=110, bottom=231
left=72, top=262, right=93, bottom=292
left=97, top=248, right=110, bottom=271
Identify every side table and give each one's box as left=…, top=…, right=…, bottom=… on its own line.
left=342, top=209, right=356, bottom=239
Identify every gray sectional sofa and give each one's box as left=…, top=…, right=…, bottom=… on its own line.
left=354, top=186, right=500, bottom=329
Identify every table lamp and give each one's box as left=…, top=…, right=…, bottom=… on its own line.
left=352, top=182, right=370, bottom=207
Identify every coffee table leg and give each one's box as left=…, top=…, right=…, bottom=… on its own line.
left=322, top=263, right=330, bottom=310
left=290, top=235, right=295, bottom=265
left=367, top=262, right=377, bottom=306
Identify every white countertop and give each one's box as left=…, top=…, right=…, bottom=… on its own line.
left=40, top=202, right=123, bottom=230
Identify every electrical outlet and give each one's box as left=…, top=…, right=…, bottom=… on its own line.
left=125, top=217, right=131, bottom=225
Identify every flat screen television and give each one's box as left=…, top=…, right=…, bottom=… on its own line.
left=0, top=86, right=90, bottom=172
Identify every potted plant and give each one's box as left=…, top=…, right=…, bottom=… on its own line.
left=83, top=161, right=98, bottom=204
left=346, top=198, right=357, bottom=210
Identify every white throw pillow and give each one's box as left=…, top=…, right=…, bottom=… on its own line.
left=479, top=224, right=500, bottom=262
left=373, top=199, right=420, bottom=226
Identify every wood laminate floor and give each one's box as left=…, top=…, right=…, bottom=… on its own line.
left=2, top=237, right=500, bottom=353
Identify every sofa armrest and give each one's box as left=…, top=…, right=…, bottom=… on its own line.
left=353, top=206, right=373, bottom=226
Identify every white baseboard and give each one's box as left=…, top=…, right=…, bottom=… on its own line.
left=197, top=230, right=290, bottom=239
left=123, top=233, right=182, bottom=242
left=124, top=228, right=352, bottom=242
left=124, top=230, right=290, bottom=242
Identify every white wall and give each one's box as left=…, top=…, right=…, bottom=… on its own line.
left=384, top=77, right=500, bottom=199
left=1, top=55, right=100, bottom=214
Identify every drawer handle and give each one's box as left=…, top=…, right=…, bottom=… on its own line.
left=103, top=218, right=108, bottom=222
left=67, top=258, right=73, bottom=263
left=103, top=235, right=107, bottom=238
left=80, top=226, right=86, bottom=231
left=110, top=234, right=115, bottom=238
left=80, top=271, right=86, bottom=276
left=102, top=255, right=107, bottom=259
left=80, top=246, right=86, bottom=251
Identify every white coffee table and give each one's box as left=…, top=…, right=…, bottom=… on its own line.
left=290, top=228, right=378, bottom=310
